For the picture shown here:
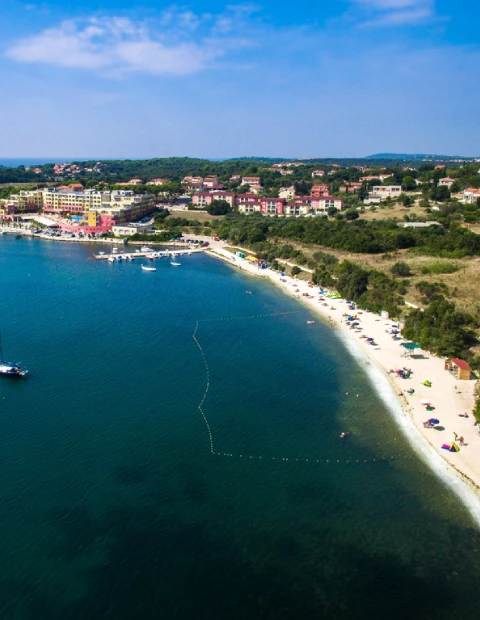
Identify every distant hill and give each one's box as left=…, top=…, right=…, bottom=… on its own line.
left=366, top=153, right=473, bottom=161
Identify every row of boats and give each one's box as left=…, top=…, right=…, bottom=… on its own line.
left=105, top=249, right=189, bottom=264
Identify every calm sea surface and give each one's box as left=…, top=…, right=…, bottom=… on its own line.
left=0, top=159, right=96, bottom=168
left=1, top=236, right=480, bottom=619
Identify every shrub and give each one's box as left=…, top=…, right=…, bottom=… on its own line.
left=420, top=262, right=459, bottom=275
left=390, top=262, right=412, bottom=277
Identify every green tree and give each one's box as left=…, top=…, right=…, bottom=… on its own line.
left=390, top=261, right=412, bottom=277
left=402, top=176, right=417, bottom=191
left=345, top=209, right=359, bottom=221
left=206, top=199, right=231, bottom=215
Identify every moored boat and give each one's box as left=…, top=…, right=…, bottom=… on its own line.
left=141, top=264, right=156, bottom=272
left=0, top=334, right=27, bottom=377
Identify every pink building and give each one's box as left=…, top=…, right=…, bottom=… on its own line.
left=311, top=184, right=330, bottom=197
left=192, top=191, right=234, bottom=208
left=260, top=198, right=286, bottom=215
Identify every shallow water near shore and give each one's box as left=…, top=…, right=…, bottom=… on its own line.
left=1, top=235, right=480, bottom=619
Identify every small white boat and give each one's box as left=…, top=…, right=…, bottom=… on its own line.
left=0, top=334, right=27, bottom=377
left=98, top=251, right=105, bottom=255
left=307, top=321, right=315, bottom=324
left=141, top=246, right=153, bottom=252
left=108, top=256, right=116, bottom=262
left=112, top=248, right=118, bottom=253
left=141, top=264, right=156, bottom=272
left=170, top=261, right=181, bottom=266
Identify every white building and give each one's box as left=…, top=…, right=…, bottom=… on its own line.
left=112, top=222, right=153, bottom=236
left=368, top=186, right=402, bottom=200
left=279, top=186, right=295, bottom=200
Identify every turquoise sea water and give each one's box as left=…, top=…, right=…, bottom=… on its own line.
left=1, top=236, right=480, bottom=619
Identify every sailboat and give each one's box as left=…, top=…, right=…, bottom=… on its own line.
left=0, top=333, right=28, bottom=377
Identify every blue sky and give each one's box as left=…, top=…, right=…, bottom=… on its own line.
left=1, top=1, right=479, bottom=158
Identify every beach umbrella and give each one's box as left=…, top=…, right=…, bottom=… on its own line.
left=367, top=338, right=374, bottom=342
left=428, top=418, right=440, bottom=425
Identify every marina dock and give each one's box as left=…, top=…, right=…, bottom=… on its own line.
left=92, top=248, right=204, bottom=260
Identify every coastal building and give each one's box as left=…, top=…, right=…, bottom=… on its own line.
left=237, top=201, right=261, bottom=214
left=363, top=195, right=382, bottom=205
left=192, top=191, right=235, bottom=208
left=112, top=222, right=153, bottom=237
left=181, top=176, right=204, bottom=192
left=312, top=170, right=325, bottom=178
left=3, top=189, right=43, bottom=212
left=241, top=176, right=261, bottom=187
left=203, top=176, right=224, bottom=189
left=235, top=194, right=259, bottom=207
left=369, top=186, right=402, bottom=199
left=285, top=201, right=310, bottom=216
left=40, top=188, right=155, bottom=227
left=444, top=359, right=472, bottom=381
left=462, top=188, right=480, bottom=204
left=149, top=178, right=169, bottom=185
left=311, top=184, right=330, bottom=197
left=279, top=186, right=295, bottom=200
left=312, top=196, right=343, bottom=212
left=439, top=178, right=455, bottom=188
left=260, top=198, right=286, bottom=215
left=340, top=182, right=362, bottom=193
left=360, top=175, right=392, bottom=183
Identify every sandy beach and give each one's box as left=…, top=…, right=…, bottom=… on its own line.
left=207, top=244, right=480, bottom=498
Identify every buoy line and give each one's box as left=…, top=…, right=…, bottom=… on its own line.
left=192, top=320, right=215, bottom=454
left=200, top=310, right=299, bottom=323
left=192, top=314, right=410, bottom=466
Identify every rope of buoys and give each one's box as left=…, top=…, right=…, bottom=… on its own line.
left=192, top=320, right=215, bottom=454
left=200, top=310, right=299, bottom=323
left=212, top=452, right=403, bottom=464
left=193, top=315, right=408, bottom=466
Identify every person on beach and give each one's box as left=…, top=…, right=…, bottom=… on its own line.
left=459, top=436, right=465, bottom=446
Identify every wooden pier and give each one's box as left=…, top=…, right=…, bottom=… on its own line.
left=93, top=248, right=204, bottom=260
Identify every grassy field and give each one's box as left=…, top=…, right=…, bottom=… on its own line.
left=360, top=203, right=430, bottom=221
left=170, top=208, right=221, bottom=223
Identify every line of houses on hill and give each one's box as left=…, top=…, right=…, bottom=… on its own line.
left=191, top=183, right=343, bottom=215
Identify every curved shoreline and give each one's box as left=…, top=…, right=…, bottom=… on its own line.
left=207, top=246, right=480, bottom=526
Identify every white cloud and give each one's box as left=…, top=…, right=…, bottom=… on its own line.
left=348, top=0, right=436, bottom=26
left=5, top=13, right=243, bottom=76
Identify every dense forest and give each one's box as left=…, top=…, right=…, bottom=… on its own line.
left=1, top=157, right=479, bottom=190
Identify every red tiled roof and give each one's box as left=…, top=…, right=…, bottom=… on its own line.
left=451, top=359, right=471, bottom=371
